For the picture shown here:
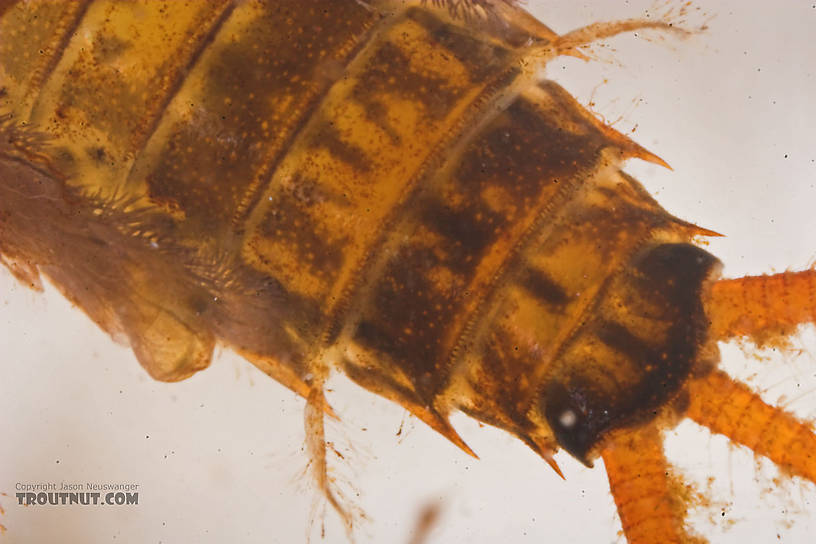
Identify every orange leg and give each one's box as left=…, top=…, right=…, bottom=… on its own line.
left=553, top=19, right=689, bottom=56
left=687, top=369, right=816, bottom=484
left=601, top=424, right=703, bottom=544
left=303, top=384, right=362, bottom=539
left=706, top=270, right=816, bottom=345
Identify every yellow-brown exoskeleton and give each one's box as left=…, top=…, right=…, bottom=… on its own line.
left=1, top=1, right=815, bottom=542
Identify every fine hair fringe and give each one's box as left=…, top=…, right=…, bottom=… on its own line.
left=420, top=0, right=520, bottom=20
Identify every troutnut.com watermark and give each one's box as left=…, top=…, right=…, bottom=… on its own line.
left=15, top=482, right=139, bottom=506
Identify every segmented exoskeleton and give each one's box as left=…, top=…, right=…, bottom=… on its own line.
left=1, top=2, right=815, bottom=542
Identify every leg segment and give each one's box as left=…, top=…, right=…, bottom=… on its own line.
left=706, top=270, right=816, bottom=345
left=601, top=424, right=703, bottom=544
left=553, top=19, right=690, bottom=56
left=687, top=369, right=816, bottom=484
left=304, top=386, right=355, bottom=537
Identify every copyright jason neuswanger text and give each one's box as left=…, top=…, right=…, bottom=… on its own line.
left=14, top=482, right=140, bottom=506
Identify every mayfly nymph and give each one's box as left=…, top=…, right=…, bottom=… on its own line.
left=1, top=1, right=815, bottom=542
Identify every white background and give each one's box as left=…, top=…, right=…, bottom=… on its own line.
left=2, top=1, right=816, bottom=543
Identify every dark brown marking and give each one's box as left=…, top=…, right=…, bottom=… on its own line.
left=420, top=198, right=500, bottom=269
left=518, top=267, right=570, bottom=307
left=351, top=87, right=627, bottom=404
left=354, top=246, right=458, bottom=398
left=596, top=321, right=655, bottom=368
left=228, top=3, right=378, bottom=228
left=351, top=40, right=462, bottom=122
left=87, top=145, right=111, bottom=166
left=309, top=122, right=371, bottom=173
left=143, top=0, right=374, bottom=230
left=406, top=7, right=511, bottom=81
left=543, top=244, right=720, bottom=462
left=455, top=97, right=606, bottom=205
left=259, top=191, right=347, bottom=281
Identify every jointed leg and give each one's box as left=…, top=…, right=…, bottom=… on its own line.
left=304, top=385, right=356, bottom=537
left=602, top=424, right=703, bottom=544
left=553, top=19, right=690, bottom=57
left=705, top=270, right=816, bottom=345
left=687, top=369, right=816, bottom=484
